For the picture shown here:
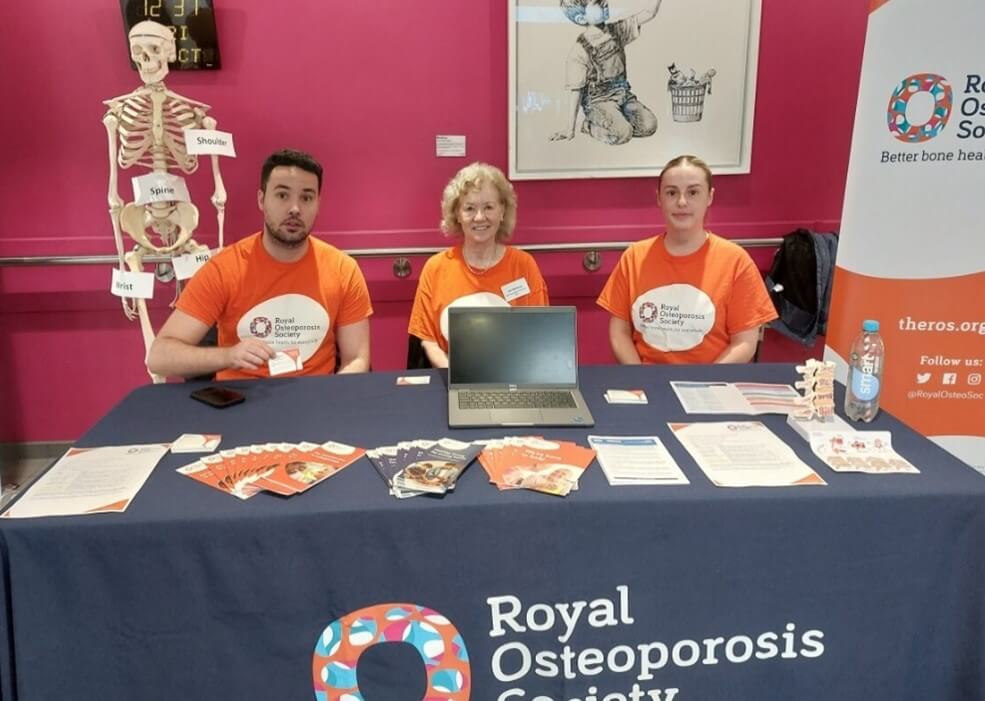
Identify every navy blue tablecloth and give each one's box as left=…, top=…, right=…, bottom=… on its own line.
left=1, top=364, right=984, bottom=701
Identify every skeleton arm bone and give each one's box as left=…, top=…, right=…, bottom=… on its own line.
left=104, top=109, right=139, bottom=320
left=201, top=115, right=227, bottom=249
left=102, top=110, right=127, bottom=271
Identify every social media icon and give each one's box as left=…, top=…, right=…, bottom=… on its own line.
left=969, top=373, right=982, bottom=386
left=943, top=373, right=957, bottom=385
left=916, top=373, right=931, bottom=384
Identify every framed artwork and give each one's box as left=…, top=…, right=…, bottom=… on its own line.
left=508, top=0, right=761, bottom=179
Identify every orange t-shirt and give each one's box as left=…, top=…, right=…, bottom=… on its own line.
left=596, top=234, right=777, bottom=364
left=176, top=232, right=373, bottom=380
left=408, top=245, right=549, bottom=352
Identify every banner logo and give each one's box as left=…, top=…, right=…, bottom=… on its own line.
left=887, top=73, right=953, bottom=143
left=313, top=603, right=470, bottom=700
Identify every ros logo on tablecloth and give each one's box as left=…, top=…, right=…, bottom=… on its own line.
left=312, top=603, right=471, bottom=700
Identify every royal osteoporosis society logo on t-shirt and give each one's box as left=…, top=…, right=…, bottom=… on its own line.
left=439, top=292, right=510, bottom=341
left=632, top=284, right=716, bottom=351
left=238, top=294, right=329, bottom=362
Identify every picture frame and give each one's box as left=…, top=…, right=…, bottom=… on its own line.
left=508, top=0, right=761, bottom=180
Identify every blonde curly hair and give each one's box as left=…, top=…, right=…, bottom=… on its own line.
left=440, top=162, right=517, bottom=242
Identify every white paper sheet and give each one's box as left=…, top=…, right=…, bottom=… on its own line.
left=588, top=436, right=689, bottom=485
left=670, top=381, right=801, bottom=415
left=669, top=422, right=825, bottom=487
left=2, top=444, right=169, bottom=518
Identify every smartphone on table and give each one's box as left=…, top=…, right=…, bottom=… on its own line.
left=190, top=386, right=245, bottom=409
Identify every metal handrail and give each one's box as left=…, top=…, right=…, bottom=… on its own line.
left=0, top=238, right=782, bottom=268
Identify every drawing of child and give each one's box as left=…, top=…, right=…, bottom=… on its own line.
left=550, top=0, right=663, bottom=145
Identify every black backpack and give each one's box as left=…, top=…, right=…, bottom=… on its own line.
left=765, top=229, right=839, bottom=347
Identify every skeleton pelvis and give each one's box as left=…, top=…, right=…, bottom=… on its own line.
left=120, top=201, right=199, bottom=254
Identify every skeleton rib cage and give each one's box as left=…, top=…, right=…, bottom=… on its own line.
left=107, top=89, right=210, bottom=174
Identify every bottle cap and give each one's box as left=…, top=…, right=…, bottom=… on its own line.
left=862, top=319, right=879, bottom=332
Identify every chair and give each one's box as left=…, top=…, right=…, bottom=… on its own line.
left=406, top=335, right=433, bottom=370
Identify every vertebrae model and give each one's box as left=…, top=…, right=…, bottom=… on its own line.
left=102, top=20, right=226, bottom=381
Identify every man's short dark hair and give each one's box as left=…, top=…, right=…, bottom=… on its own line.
left=260, top=149, right=323, bottom=192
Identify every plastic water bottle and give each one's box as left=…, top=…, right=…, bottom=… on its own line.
left=845, top=319, right=885, bottom=422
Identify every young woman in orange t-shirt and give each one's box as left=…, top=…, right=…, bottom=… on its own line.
left=597, top=155, right=777, bottom=364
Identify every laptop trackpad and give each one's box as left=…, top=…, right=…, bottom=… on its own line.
left=491, top=409, right=542, bottom=424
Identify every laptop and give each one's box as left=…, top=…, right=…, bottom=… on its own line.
left=447, top=306, right=595, bottom=428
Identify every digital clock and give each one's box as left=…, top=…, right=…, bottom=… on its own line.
left=120, top=0, right=221, bottom=70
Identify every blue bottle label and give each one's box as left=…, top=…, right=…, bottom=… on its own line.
left=851, top=371, right=880, bottom=401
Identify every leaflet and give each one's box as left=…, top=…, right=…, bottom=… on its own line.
left=478, top=436, right=596, bottom=497
left=2, top=444, right=169, bottom=518
left=177, top=441, right=364, bottom=499
left=670, top=381, right=801, bottom=415
left=587, top=435, right=689, bottom=486
left=369, top=438, right=479, bottom=497
left=392, top=438, right=481, bottom=494
left=669, top=422, right=825, bottom=487
left=810, top=431, right=919, bottom=474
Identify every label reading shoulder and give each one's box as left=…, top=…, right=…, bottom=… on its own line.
left=184, top=129, right=237, bottom=157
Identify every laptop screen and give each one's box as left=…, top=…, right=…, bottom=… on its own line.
left=448, top=307, right=578, bottom=387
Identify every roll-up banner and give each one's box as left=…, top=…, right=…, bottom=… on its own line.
left=825, top=0, right=985, bottom=471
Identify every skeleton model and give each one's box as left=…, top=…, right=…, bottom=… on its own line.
left=103, top=20, right=227, bottom=381
left=793, top=359, right=837, bottom=421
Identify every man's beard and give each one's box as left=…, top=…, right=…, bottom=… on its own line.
left=264, top=218, right=310, bottom=248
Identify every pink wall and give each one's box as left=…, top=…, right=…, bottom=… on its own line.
left=0, top=0, right=868, bottom=442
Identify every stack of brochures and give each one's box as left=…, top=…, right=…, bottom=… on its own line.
left=368, top=438, right=481, bottom=498
left=476, top=436, right=596, bottom=497
left=177, top=441, right=365, bottom=499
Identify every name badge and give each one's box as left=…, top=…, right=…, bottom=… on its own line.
left=172, top=249, right=213, bottom=281
left=501, top=277, right=531, bottom=302
left=184, top=129, right=237, bottom=157
left=131, top=173, right=191, bottom=206
left=110, top=268, right=155, bottom=299
left=269, top=348, right=303, bottom=376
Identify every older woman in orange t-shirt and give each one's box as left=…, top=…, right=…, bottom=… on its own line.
left=408, top=162, right=549, bottom=368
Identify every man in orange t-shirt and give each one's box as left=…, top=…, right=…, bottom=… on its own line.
left=147, top=149, right=372, bottom=380
left=597, top=233, right=777, bottom=364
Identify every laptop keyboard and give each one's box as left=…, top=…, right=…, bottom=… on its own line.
left=458, top=390, right=577, bottom=410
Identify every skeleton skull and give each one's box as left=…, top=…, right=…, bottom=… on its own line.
left=129, top=20, right=176, bottom=85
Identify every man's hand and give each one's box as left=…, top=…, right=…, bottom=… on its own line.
left=224, top=338, right=276, bottom=370
left=550, top=129, right=575, bottom=141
